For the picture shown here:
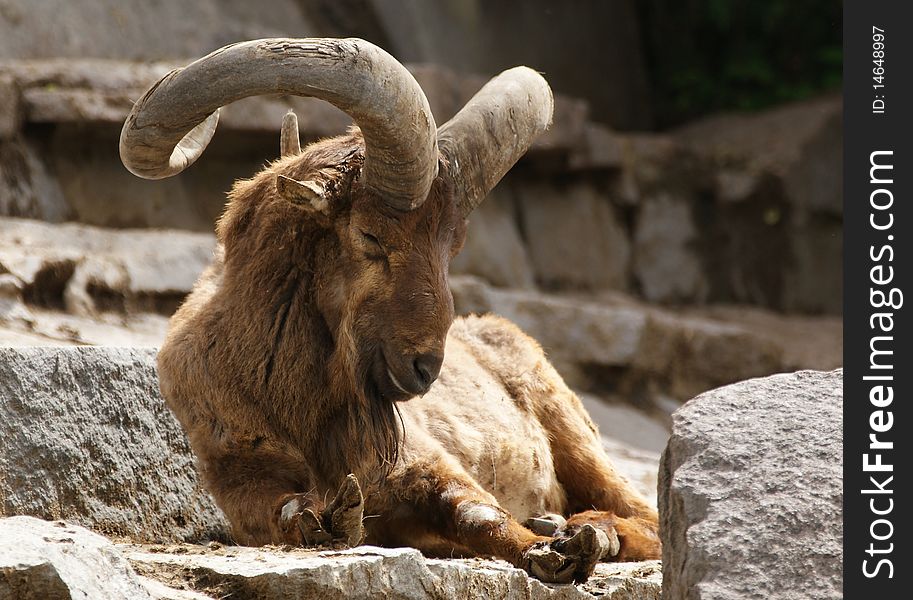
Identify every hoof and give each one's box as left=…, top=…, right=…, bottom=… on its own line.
left=523, top=524, right=610, bottom=584
left=280, top=474, right=365, bottom=548
left=524, top=513, right=567, bottom=537
left=322, top=473, right=366, bottom=547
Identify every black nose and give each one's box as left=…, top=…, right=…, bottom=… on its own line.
left=413, top=352, right=444, bottom=391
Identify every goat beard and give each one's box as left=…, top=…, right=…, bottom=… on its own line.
left=325, top=319, right=404, bottom=486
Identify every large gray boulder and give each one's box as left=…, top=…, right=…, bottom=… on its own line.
left=0, top=347, right=229, bottom=543
left=659, top=369, right=843, bottom=599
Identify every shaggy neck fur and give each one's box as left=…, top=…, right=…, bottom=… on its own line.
left=212, top=147, right=401, bottom=491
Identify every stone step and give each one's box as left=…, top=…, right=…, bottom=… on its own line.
left=0, top=58, right=590, bottom=158
left=0, top=516, right=661, bottom=600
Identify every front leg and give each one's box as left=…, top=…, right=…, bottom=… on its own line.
left=198, top=436, right=363, bottom=547
left=371, top=459, right=611, bottom=583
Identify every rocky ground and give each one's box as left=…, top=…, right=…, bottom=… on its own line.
left=2, top=517, right=662, bottom=600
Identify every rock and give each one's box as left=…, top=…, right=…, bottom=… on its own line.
left=0, top=58, right=351, bottom=137
left=0, top=74, right=20, bottom=139
left=0, top=137, right=71, bottom=222
left=450, top=183, right=535, bottom=289
left=0, top=516, right=661, bottom=599
left=674, top=96, right=843, bottom=313
left=532, top=95, right=589, bottom=157
left=0, top=516, right=159, bottom=599
left=0, top=217, right=216, bottom=315
left=658, top=370, right=843, bottom=599
left=676, top=95, right=842, bottom=216
left=518, top=181, right=630, bottom=291
left=367, top=0, right=652, bottom=130
left=632, top=193, right=706, bottom=304
left=0, top=57, right=586, bottom=160
left=615, top=134, right=689, bottom=206
left=408, top=64, right=465, bottom=124
left=0, top=58, right=593, bottom=230
left=632, top=310, right=782, bottom=403
left=782, top=219, right=843, bottom=314
left=123, top=541, right=662, bottom=599
left=0, top=516, right=211, bottom=600
left=686, top=301, right=843, bottom=373
left=451, top=276, right=646, bottom=370
left=0, top=347, right=229, bottom=543
left=0, top=0, right=319, bottom=62
left=568, top=123, right=624, bottom=171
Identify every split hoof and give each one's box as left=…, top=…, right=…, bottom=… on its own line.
left=523, top=524, right=610, bottom=584
left=322, top=473, right=366, bottom=547
left=279, top=474, right=366, bottom=548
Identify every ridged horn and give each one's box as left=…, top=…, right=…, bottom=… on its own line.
left=437, top=67, right=553, bottom=217
left=119, top=38, right=438, bottom=211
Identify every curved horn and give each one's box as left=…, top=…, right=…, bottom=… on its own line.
left=437, top=67, right=553, bottom=217
left=119, top=38, right=438, bottom=211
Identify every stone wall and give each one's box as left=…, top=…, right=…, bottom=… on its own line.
left=0, top=57, right=842, bottom=314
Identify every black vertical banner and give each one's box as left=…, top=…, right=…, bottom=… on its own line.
left=844, top=1, right=912, bottom=597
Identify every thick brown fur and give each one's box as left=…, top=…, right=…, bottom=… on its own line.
left=158, top=129, right=660, bottom=582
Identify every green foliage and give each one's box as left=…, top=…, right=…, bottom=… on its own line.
left=637, top=0, right=842, bottom=128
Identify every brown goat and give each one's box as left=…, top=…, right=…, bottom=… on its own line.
left=120, top=38, right=660, bottom=583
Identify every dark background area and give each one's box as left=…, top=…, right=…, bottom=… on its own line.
left=300, top=0, right=843, bottom=130
left=0, top=0, right=843, bottom=131
left=638, top=0, right=842, bottom=127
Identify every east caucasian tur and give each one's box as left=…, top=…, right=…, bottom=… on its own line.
left=119, top=38, right=660, bottom=583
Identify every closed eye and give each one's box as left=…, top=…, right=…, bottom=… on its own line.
left=360, top=230, right=386, bottom=259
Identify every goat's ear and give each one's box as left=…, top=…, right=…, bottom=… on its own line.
left=276, top=174, right=332, bottom=223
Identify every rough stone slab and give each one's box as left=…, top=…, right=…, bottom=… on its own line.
left=123, top=542, right=661, bottom=600
left=0, top=137, right=71, bottom=222
left=675, top=95, right=842, bottom=215
left=450, top=184, right=536, bottom=289
left=0, top=347, right=229, bottom=543
left=518, top=180, right=630, bottom=291
left=451, top=275, right=646, bottom=368
left=0, top=516, right=155, bottom=599
left=0, top=58, right=348, bottom=138
left=0, top=74, right=21, bottom=139
left=0, top=58, right=585, bottom=156
left=658, top=370, right=843, bottom=599
left=450, top=275, right=782, bottom=397
left=632, top=193, right=707, bottom=303
left=0, top=0, right=320, bottom=63
left=0, top=216, right=216, bottom=315
left=568, top=123, right=624, bottom=171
